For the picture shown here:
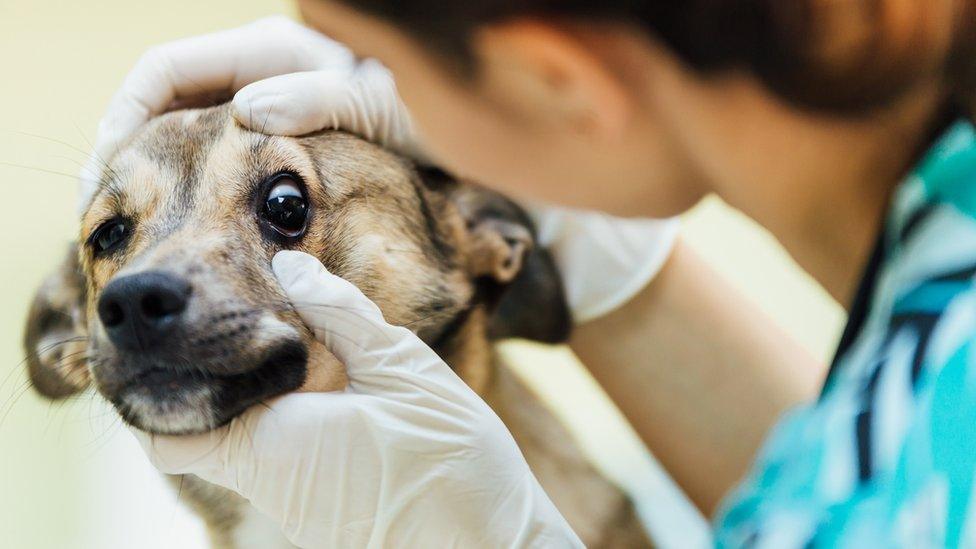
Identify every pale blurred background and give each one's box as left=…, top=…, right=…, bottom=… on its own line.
left=0, top=1, right=846, bottom=547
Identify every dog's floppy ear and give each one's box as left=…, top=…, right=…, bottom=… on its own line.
left=430, top=170, right=571, bottom=344
left=23, top=243, right=91, bottom=399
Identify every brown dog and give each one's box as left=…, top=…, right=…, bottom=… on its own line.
left=23, top=105, right=650, bottom=548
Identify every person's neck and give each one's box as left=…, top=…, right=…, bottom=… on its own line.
left=723, top=90, right=945, bottom=308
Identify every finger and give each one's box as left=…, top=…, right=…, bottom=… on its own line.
left=134, top=393, right=386, bottom=548
left=271, top=251, right=449, bottom=387
left=349, top=59, right=420, bottom=157
left=132, top=392, right=360, bottom=495
left=232, top=70, right=352, bottom=136
left=93, top=16, right=354, bottom=162
left=231, top=61, right=426, bottom=160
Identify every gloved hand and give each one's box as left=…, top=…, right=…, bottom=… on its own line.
left=85, top=15, right=678, bottom=323
left=79, top=15, right=417, bottom=212
left=136, top=251, right=583, bottom=549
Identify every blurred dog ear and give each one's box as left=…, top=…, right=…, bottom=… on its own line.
left=23, top=243, right=91, bottom=399
left=486, top=243, right=572, bottom=344
left=428, top=169, right=571, bottom=344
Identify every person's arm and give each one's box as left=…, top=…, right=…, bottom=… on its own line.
left=571, top=238, right=827, bottom=516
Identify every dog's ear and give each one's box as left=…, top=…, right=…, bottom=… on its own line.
left=485, top=241, right=572, bottom=344
left=23, top=243, right=91, bottom=399
left=428, top=170, right=571, bottom=344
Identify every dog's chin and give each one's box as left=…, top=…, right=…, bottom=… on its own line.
left=116, top=379, right=217, bottom=435
left=104, top=340, right=309, bottom=435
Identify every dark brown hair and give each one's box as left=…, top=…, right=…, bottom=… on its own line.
left=339, top=0, right=976, bottom=117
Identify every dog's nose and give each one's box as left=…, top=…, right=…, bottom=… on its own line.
left=98, top=272, right=192, bottom=351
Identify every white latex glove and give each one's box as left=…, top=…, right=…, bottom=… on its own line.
left=529, top=207, right=679, bottom=324
left=79, top=15, right=417, bottom=212
left=135, top=251, right=583, bottom=549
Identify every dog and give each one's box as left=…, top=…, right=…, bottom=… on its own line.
left=23, top=104, right=650, bottom=548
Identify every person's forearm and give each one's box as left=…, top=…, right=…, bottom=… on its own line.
left=570, top=238, right=827, bottom=516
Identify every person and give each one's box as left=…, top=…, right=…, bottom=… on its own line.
left=83, top=1, right=976, bottom=546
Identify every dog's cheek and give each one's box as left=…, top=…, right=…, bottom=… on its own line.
left=297, top=340, right=348, bottom=393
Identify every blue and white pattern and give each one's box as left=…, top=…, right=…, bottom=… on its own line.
left=715, top=120, right=976, bottom=548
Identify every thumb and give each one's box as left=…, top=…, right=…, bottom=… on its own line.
left=272, top=251, right=447, bottom=390
left=231, top=61, right=424, bottom=159
left=232, top=69, right=351, bottom=136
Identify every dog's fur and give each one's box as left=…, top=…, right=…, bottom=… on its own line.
left=23, top=105, right=650, bottom=547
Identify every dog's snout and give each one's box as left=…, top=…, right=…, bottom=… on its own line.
left=98, top=272, right=191, bottom=351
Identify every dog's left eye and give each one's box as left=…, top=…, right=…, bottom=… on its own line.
left=262, top=175, right=308, bottom=237
left=88, top=218, right=130, bottom=256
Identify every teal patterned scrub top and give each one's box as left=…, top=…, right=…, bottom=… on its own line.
left=715, top=120, right=976, bottom=548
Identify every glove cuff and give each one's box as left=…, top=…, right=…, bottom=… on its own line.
left=576, top=218, right=679, bottom=323
left=531, top=206, right=680, bottom=325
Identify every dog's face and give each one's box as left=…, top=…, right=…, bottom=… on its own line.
left=24, top=105, right=569, bottom=435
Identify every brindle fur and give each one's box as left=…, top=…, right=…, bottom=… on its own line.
left=24, top=105, right=650, bottom=547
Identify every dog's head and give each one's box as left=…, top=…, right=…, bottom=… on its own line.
left=24, top=105, right=569, bottom=434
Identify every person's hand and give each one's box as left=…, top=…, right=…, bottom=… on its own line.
left=80, top=16, right=417, bottom=212
left=134, top=251, right=583, bottom=549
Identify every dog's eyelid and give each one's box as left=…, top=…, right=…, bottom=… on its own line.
left=250, top=168, right=299, bottom=190
left=85, top=215, right=122, bottom=240
left=269, top=180, right=302, bottom=199
left=85, top=215, right=133, bottom=257
left=82, top=178, right=133, bottom=239
left=261, top=169, right=319, bottom=200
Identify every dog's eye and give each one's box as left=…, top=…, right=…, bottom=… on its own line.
left=262, top=175, right=308, bottom=237
left=88, top=218, right=130, bottom=256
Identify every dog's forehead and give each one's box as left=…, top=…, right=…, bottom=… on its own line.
left=83, top=104, right=431, bottom=232
left=83, top=107, right=311, bottom=229
left=121, top=106, right=274, bottom=196
left=134, top=106, right=230, bottom=169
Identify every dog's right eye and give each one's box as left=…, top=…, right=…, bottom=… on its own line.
left=88, top=218, right=130, bottom=256
left=261, top=174, right=308, bottom=238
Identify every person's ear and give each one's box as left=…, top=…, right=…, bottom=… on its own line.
left=23, top=243, right=91, bottom=399
left=471, top=19, right=633, bottom=140
left=441, top=175, right=571, bottom=344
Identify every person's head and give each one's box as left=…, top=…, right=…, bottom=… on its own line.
left=294, top=0, right=974, bottom=220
